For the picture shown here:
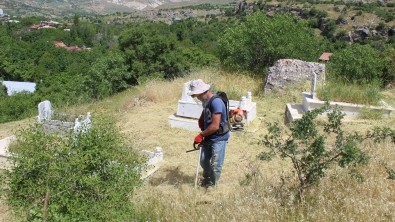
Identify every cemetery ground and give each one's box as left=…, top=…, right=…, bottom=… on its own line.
left=1, top=68, right=395, bottom=221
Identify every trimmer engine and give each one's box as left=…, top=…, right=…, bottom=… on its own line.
left=229, top=108, right=246, bottom=130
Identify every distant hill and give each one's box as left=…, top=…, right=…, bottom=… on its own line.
left=0, top=0, right=228, bottom=17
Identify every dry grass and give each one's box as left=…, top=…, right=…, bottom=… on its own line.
left=1, top=68, right=395, bottom=221
left=0, top=118, right=34, bottom=139
left=122, top=69, right=395, bottom=221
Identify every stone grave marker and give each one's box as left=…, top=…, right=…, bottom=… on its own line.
left=37, top=100, right=52, bottom=123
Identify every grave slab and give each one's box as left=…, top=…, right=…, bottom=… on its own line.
left=37, top=100, right=91, bottom=135
left=0, top=135, right=16, bottom=169
left=285, top=92, right=395, bottom=123
left=141, top=147, right=164, bottom=180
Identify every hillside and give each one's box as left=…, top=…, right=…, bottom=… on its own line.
left=1, top=69, right=395, bottom=221
left=0, top=0, right=234, bottom=17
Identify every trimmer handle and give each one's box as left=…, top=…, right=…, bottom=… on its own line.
left=186, top=143, right=202, bottom=153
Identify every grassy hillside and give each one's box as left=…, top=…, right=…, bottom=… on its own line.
left=1, top=68, right=395, bottom=221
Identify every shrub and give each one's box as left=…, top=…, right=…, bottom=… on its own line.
left=260, top=105, right=369, bottom=200
left=327, top=44, right=385, bottom=85
left=375, top=9, right=395, bottom=22
left=218, top=12, right=322, bottom=75
left=0, top=83, right=7, bottom=97
left=0, top=92, right=39, bottom=123
left=0, top=116, right=144, bottom=221
left=376, top=22, right=387, bottom=32
left=381, top=47, right=395, bottom=85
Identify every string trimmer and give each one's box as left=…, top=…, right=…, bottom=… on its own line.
left=186, top=143, right=203, bottom=188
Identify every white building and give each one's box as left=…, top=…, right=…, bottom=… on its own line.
left=1, top=81, right=36, bottom=96
left=0, top=9, right=4, bottom=16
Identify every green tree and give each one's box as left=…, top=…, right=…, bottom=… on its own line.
left=0, top=83, right=6, bottom=97
left=327, top=44, right=385, bottom=84
left=218, top=12, right=322, bottom=75
left=260, top=105, right=369, bottom=200
left=1, top=117, right=144, bottom=221
left=70, top=15, right=97, bottom=47
left=87, top=49, right=131, bottom=99
left=381, top=46, right=395, bottom=86
left=321, top=19, right=337, bottom=39
left=0, top=92, right=39, bottom=123
left=118, top=23, right=189, bottom=83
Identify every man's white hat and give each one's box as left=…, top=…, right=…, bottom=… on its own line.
left=188, top=79, right=210, bottom=96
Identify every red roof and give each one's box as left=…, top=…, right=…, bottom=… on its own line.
left=319, top=52, right=333, bottom=61
left=53, top=41, right=67, bottom=48
left=53, top=41, right=87, bottom=52
left=65, top=46, right=82, bottom=52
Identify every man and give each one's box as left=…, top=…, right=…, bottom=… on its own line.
left=188, top=79, right=230, bottom=187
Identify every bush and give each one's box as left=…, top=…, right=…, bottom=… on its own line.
left=0, top=116, right=144, bottom=221
left=381, top=47, right=395, bottom=85
left=260, top=105, right=369, bottom=200
left=218, top=12, right=322, bottom=75
left=327, top=44, right=385, bottom=85
left=375, top=9, right=395, bottom=22
left=0, top=92, right=39, bottom=123
left=0, top=83, right=7, bottom=97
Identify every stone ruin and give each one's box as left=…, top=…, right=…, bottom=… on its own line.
left=264, top=59, right=325, bottom=93
left=168, top=80, right=257, bottom=131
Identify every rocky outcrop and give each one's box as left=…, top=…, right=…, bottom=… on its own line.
left=264, top=59, right=325, bottom=93
left=234, top=0, right=247, bottom=14
left=234, top=2, right=394, bottom=43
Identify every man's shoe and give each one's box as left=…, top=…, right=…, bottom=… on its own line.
left=200, top=178, right=214, bottom=188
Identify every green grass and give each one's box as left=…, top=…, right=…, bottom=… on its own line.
left=316, top=81, right=382, bottom=105
left=358, top=107, right=385, bottom=120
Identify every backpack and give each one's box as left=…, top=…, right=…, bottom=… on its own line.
left=207, top=91, right=231, bottom=134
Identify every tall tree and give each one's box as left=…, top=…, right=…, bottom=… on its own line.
left=218, top=12, right=323, bottom=75
left=328, top=44, right=385, bottom=84
left=87, top=49, right=131, bottom=99
left=118, top=23, right=188, bottom=83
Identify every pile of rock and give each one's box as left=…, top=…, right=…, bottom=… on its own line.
left=264, top=59, right=325, bottom=93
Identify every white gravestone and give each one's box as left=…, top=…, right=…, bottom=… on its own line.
left=311, top=71, right=317, bottom=99
left=73, top=112, right=92, bottom=135
left=176, top=81, right=203, bottom=119
left=37, top=100, right=52, bottom=123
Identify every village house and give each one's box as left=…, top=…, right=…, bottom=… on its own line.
left=53, top=41, right=91, bottom=52
left=29, top=21, right=59, bottom=30
left=1, top=81, right=36, bottom=96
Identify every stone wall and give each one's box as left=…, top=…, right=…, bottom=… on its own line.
left=264, top=59, right=325, bottom=93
